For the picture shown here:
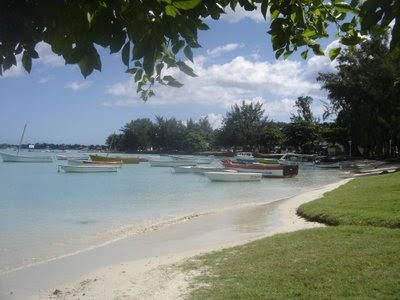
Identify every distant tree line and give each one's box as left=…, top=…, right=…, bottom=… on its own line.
left=107, top=35, right=399, bottom=158
left=0, top=143, right=107, bottom=151
left=105, top=99, right=346, bottom=155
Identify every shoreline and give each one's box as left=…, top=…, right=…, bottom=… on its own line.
left=0, top=178, right=353, bottom=299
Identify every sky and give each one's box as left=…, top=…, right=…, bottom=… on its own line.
left=0, top=7, right=339, bottom=145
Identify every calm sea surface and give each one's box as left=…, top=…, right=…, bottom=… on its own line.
left=0, top=151, right=343, bottom=273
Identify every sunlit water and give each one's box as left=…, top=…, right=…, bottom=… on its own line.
left=0, top=151, right=344, bottom=273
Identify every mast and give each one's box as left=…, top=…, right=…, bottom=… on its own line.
left=17, top=124, right=27, bottom=156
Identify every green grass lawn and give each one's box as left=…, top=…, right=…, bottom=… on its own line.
left=186, top=226, right=400, bottom=299
left=297, top=172, right=400, bottom=228
left=185, top=172, right=400, bottom=299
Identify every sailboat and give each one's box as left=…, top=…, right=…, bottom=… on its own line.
left=0, top=124, right=53, bottom=163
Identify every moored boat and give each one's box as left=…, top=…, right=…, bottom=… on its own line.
left=173, top=166, right=235, bottom=174
left=56, top=154, right=89, bottom=161
left=58, top=165, right=119, bottom=173
left=0, top=152, right=53, bottom=163
left=220, top=160, right=298, bottom=178
left=204, top=171, right=262, bottom=182
left=233, top=152, right=256, bottom=163
left=278, top=153, right=316, bottom=166
left=67, top=159, right=122, bottom=167
left=89, top=154, right=139, bottom=164
left=149, top=160, right=197, bottom=167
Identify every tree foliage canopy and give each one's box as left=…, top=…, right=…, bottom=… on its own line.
left=318, top=35, right=400, bottom=156
left=1, top=0, right=399, bottom=100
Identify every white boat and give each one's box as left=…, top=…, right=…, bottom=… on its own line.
left=149, top=160, right=197, bottom=167
left=56, top=154, right=89, bottom=160
left=58, top=165, right=119, bottom=173
left=0, top=124, right=53, bottom=163
left=0, top=152, right=53, bottom=163
left=233, top=152, right=256, bottom=162
left=278, top=153, right=316, bottom=166
left=220, top=160, right=298, bottom=178
left=204, top=171, right=262, bottom=182
left=67, top=159, right=122, bottom=167
left=169, top=154, right=213, bottom=164
left=173, top=166, right=235, bottom=174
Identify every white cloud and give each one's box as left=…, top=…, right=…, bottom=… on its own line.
left=35, top=42, right=64, bottom=67
left=1, top=62, right=24, bottom=78
left=221, top=6, right=265, bottom=24
left=104, top=42, right=338, bottom=120
left=65, top=80, right=93, bottom=90
left=203, top=113, right=224, bottom=129
left=38, top=76, right=52, bottom=84
left=207, top=43, right=244, bottom=56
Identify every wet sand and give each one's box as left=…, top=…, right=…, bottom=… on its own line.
left=0, top=178, right=352, bottom=299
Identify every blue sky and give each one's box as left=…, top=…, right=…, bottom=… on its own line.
left=0, top=7, right=339, bottom=145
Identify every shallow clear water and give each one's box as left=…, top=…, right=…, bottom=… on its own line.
left=0, top=151, right=343, bottom=273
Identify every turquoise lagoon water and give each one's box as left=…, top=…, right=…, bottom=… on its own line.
left=0, top=152, right=343, bottom=273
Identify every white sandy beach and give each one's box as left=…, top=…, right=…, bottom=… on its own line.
left=0, top=178, right=352, bottom=300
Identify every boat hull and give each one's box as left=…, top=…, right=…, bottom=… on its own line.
left=68, top=159, right=122, bottom=167
left=0, top=152, right=53, bottom=163
left=220, top=160, right=298, bottom=178
left=173, top=166, right=234, bottom=174
left=59, top=165, right=119, bottom=173
left=149, top=160, right=197, bottom=167
left=89, top=154, right=139, bottom=164
left=204, top=171, right=262, bottom=182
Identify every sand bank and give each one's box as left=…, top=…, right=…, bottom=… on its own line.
left=0, top=178, right=352, bottom=299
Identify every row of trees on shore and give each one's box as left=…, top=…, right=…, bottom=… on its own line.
left=106, top=35, right=399, bottom=158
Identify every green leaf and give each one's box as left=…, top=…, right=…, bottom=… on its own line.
left=165, top=5, right=180, bottom=17
left=126, top=68, right=137, bottom=74
left=275, top=48, right=284, bottom=59
left=183, top=45, right=194, bottom=62
left=22, top=51, right=32, bottom=73
left=134, top=69, right=143, bottom=82
left=334, top=2, right=359, bottom=14
left=122, top=42, right=130, bottom=67
left=272, top=35, right=287, bottom=51
left=177, top=61, right=197, bottom=77
left=340, top=22, right=354, bottom=32
left=283, top=51, right=293, bottom=60
left=172, top=40, right=185, bottom=54
left=77, top=48, right=102, bottom=78
left=309, top=43, right=324, bottom=56
left=143, top=51, right=156, bottom=77
left=303, top=28, right=317, bottom=37
left=261, top=0, right=269, bottom=20
left=301, top=49, right=309, bottom=59
left=172, top=0, right=202, bottom=10
left=328, top=47, right=341, bottom=60
left=198, top=23, right=209, bottom=31
left=78, top=55, right=94, bottom=78
left=163, top=75, right=184, bottom=87
left=230, top=0, right=238, bottom=11
left=156, top=63, right=164, bottom=76
left=110, top=31, right=126, bottom=54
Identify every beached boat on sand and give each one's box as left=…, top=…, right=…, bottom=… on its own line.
left=204, top=171, right=262, bottom=182
left=89, top=154, right=139, bottom=164
left=220, top=160, right=298, bottom=178
left=58, top=165, right=119, bottom=173
left=0, top=152, right=53, bottom=163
